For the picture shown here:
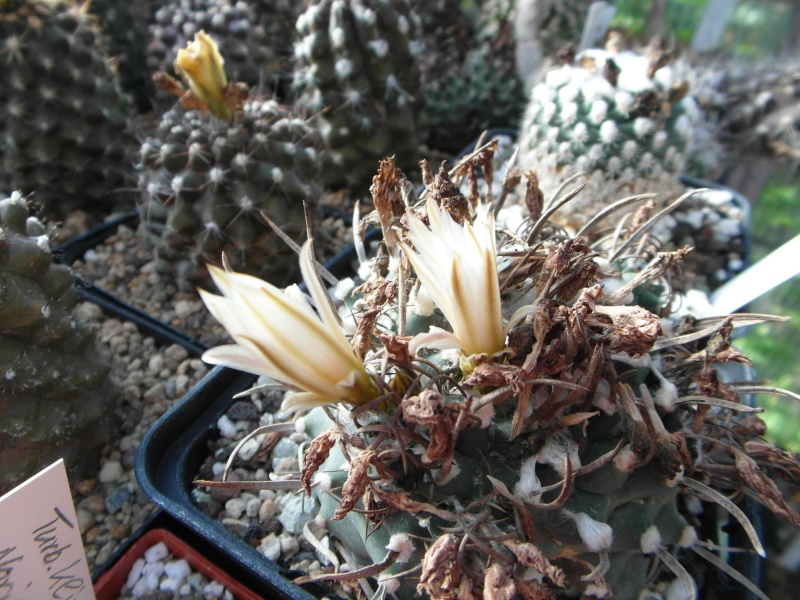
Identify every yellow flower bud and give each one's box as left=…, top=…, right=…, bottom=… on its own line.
left=174, top=31, right=229, bottom=120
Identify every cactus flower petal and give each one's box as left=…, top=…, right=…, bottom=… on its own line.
left=401, top=197, right=505, bottom=357
left=175, top=30, right=230, bottom=120
left=199, top=242, right=379, bottom=412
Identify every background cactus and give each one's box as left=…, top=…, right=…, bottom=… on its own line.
left=87, top=0, right=155, bottom=112
left=420, top=0, right=527, bottom=154
left=0, top=192, right=120, bottom=494
left=147, top=0, right=285, bottom=99
left=0, top=0, right=135, bottom=220
left=293, top=0, right=427, bottom=188
left=138, top=98, right=324, bottom=287
left=517, top=38, right=717, bottom=230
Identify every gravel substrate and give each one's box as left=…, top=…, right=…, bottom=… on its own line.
left=69, top=302, right=209, bottom=573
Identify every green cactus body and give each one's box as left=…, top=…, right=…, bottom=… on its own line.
left=421, top=0, right=527, bottom=153
left=0, top=0, right=135, bottom=219
left=138, top=99, right=323, bottom=286
left=0, top=193, right=120, bottom=494
left=517, top=47, right=705, bottom=230
left=147, top=0, right=282, bottom=94
left=88, top=0, right=154, bottom=111
left=294, top=0, right=426, bottom=187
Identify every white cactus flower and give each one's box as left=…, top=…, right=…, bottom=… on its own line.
left=199, top=242, right=379, bottom=412
left=401, top=197, right=505, bottom=357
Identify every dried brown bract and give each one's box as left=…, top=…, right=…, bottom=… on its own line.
left=333, top=449, right=377, bottom=521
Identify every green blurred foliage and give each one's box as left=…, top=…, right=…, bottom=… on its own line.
left=733, top=171, right=800, bottom=453
left=611, top=0, right=796, bottom=60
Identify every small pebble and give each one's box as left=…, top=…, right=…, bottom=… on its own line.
left=260, top=533, right=281, bottom=561
left=144, top=542, right=169, bottom=563
left=98, top=461, right=123, bottom=484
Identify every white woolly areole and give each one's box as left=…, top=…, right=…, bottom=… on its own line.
left=532, top=83, right=556, bottom=103
left=560, top=102, right=578, bottom=124
left=607, top=156, right=622, bottom=175
left=581, top=76, right=614, bottom=103
left=675, top=114, right=693, bottom=139
left=473, top=401, right=495, bottom=428
left=634, top=117, right=654, bottom=138
left=378, top=575, right=400, bottom=594
left=566, top=511, right=613, bottom=552
left=599, top=120, right=618, bottom=144
left=541, top=101, right=557, bottom=124
left=410, top=283, right=435, bottom=316
left=271, top=167, right=284, bottom=184
left=614, top=91, right=634, bottom=115
left=572, top=121, right=589, bottom=145
left=397, top=14, right=409, bottom=34
left=331, top=277, right=355, bottom=301
left=538, top=434, right=581, bottom=474
left=584, top=583, right=608, bottom=598
left=545, top=66, right=572, bottom=88
left=386, top=534, right=415, bottom=563
left=622, top=140, right=638, bottom=161
left=665, top=578, right=693, bottom=600
left=514, top=456, right=541, bottom=499
left=313, top=472, right=332, bottom=493
left=613, top=445, right=638, bottom=473
left=640, top=525, right=662, bottom=554
left=588, top=144, right=604, bottom=164
left=678, top=526, right=698, bottom=548
left=679, top=96, right=701, bottom=123
left=655, top=378, right=679, bottom=411
left=589, top=99, right=608, bottom=124
left=431, top=460, right=461, bottom=485
left=368, top=39, right=388, bottom=58
left=330, top=27, right=345, bottom=48
left=653, top=130, right=669, bottom=150
left=558, top=84, right=579, bottom=104
left=335, top=58, right=353, bottom=79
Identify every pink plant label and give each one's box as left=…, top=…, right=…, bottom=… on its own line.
left=0, top=460, right=94, bottom=600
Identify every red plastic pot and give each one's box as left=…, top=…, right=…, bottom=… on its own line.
left=93, top=528, right=262, bottom=600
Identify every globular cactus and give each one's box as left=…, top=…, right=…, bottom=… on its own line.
left=139, top=33, right=324, bottom=286
left=517, top=36, right=718, bottom=231
left=147, top=0, right=283, bottom=97
left=0, top=0, right=135, bottom=220
left=293, top=0, right=427, bottom=188
left=196, top=153, right=800, bottom=599
left=420, top=0, right=527, bottom=153
left=0, top=192, right=120, bottom=494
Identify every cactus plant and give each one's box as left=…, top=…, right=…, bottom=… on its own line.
left=87, top=0, right=155, bottom=111
left=517, top=36, right=721, bottom=231
left=293, top=0, right=427, bottom=188
left=147, top=0, right=284, bottom=98
left=139, top=32, right=324, bottom=286
left=196, top=151, right=800, bottom=599
left=0, top=0, right=135, bottom=220
left=420, top=0, right=527, bottom=154
left=0, top=192, right=120, bottom=494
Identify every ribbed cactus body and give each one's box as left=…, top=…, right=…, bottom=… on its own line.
left=421, top=0, right=526, bottom=153
left=518, top=47, right=704, bottom=229
left=0, top=0, right=135, bottom=219
left=294, top=0, right=426, bottom=187
left=0, top=193, right=119, bottom=494
left=148, top=0, right=282, bottom=95
left=138, top=99, right=324, bottom=286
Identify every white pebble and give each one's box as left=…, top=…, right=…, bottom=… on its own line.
left=98, top=461, right=123, bottom=483
left=211, top=462, right=225, bottom=477
left=204, top=581, right=226, bottom=598
left=164, top=559, right=191, bottom=581
left=246, top=498, right=262, bottom=518
left=279, top=534, right=300, bottom=557
left=225, top=498, right=247, bottom=519
left=260, top=534, right=281, bottom=561
left=237, top=438, right=261, bottom=461
left=217, top=415, right=237, bottom=438
left=144, top=542, right=169, bottom=563
left=125, top=558, right=145, bottom=590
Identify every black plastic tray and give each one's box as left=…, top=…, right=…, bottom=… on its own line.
left=135, top=367, right=335, bottom=600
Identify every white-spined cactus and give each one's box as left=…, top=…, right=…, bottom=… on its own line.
left=517, top=37, right=717, bottom=230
